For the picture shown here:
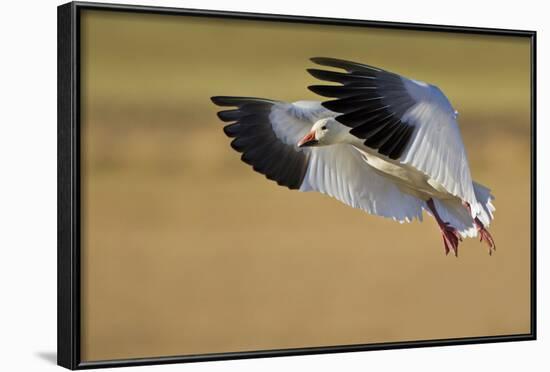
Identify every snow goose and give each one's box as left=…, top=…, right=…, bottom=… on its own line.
left=211, top=57, right=495, bottom=256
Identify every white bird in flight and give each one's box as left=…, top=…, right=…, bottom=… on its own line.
left=211, top=57, right=495, bottom=256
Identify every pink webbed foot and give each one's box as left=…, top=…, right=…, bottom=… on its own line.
left=440, top=222, right=462, bottom=257
left=463, top=201, right=496, bottom=256
left=427, top=198, right=462, bottom=256
left=474, top=217, right=496, bottom=255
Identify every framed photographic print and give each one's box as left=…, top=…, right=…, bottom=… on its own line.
left=57, top=1, right=536, bottom=369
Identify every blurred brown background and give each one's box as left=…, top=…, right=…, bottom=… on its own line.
left=80, top=10, right=532, bottom=362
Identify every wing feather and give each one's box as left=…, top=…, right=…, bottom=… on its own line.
left=308, top=57, right=480, bottom=212
left=300, top=145, right=425, bottom=222
left=212, top=96, right=316, bottom=190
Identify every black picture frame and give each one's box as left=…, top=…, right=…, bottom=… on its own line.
left=57, top=1, right=537, bottom=369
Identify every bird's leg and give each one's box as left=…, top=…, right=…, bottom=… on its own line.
left=426, top=199, right=461, bottom=256
left=463, top=202, right=496, bottom=255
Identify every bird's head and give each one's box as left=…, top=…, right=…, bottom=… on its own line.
left=297, top=118, right=346, bottom=148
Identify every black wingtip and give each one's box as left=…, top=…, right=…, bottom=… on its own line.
left=211, top=96, right=279, bottom=108
left=308, top=85, right=340, bottom=97
left=310, top=57, right=332, bottom=64
left=310, top=56, right=382, bottom=73
left=310, top=56, right=349, bottom=68
left=306, top=68, right=333, bottom=81
left=319, top=101, right=336, bottom=111
left=222, top=123, right=240, bottom=137
left=307, top=85, right=324, bottom=96
left=211, top=96, right=233, bottom=107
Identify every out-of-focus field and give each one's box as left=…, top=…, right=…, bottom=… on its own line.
left=80, top=10, right=532, bottom=361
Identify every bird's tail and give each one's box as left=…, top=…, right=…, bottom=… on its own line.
left=430, top=198, right=477, bottom=239
left=472, top=181, right=496, bottom=227
left=429, top=182, right=495, bottom=239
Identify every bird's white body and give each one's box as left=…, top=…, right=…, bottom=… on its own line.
left=357, top=144, right=453, bottom=201
left=307, top=115, right=454, bottom=202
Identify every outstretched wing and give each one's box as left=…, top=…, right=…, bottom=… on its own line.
left=308, top=57, right=478, bottom=213
left=211, top=97, right=326, bottom=189
left=211, top=96, right=425, bottom=222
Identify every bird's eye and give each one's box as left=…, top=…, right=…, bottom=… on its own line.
left=321, top=126, right=327, bottom=130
